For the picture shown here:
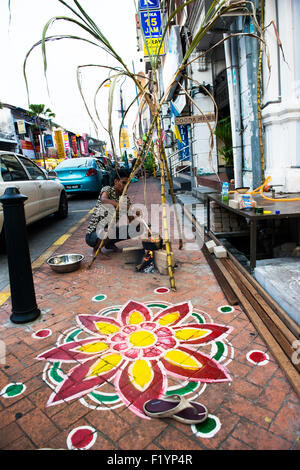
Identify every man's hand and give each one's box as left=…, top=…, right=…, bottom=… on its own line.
left=101, top=192, right=118, bottom=208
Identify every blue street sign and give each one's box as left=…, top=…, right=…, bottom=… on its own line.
left=140, top=10, right=162, bottom=38
left=178, top=125, right=190, bottom=161
left=139, top=0, right=160, bottom=10
left=43, top=134, right=54, bottom=148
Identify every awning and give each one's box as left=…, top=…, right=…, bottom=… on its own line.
left=0, top=137, right=18, bottom=144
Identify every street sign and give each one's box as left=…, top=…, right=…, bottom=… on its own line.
left=143, top=37, right=164, bottom=56
left=139, top=0, right=160, bottom=10
left=140, top=10, right=162, bottom=38
left=175, top=113, right=215, bottom=125
left=178, top=125, right=190, bottom=161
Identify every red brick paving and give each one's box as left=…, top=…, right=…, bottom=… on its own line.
left=0, top=177, right=299, bottom=451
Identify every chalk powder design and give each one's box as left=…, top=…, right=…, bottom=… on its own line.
left=37, top=300, right=234, bottom=423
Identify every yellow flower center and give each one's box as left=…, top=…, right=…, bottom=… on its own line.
left=129, top=330, right=155, bottom=348
left=129, top=311, right=144, bottom=324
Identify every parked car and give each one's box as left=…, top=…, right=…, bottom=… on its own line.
left=94, top=156, right=115, bottom=185
left=54, top=157, right=105, bottom=194
left=0, top=151, right=68, bottom=250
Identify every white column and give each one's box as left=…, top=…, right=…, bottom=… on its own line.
left=262, top=0, right=300, bottom=192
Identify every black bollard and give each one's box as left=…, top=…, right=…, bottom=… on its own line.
left=0, top=187, right=40, bottom=324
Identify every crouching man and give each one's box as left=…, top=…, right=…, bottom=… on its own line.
left=85, top=168, right=142, bottom=256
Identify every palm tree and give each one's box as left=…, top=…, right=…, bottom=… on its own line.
left=28, top=104, right=56, bottom=168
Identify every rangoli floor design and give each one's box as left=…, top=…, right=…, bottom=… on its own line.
left=37, top=300, right=234, bottom=428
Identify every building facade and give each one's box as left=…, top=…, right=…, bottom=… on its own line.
left=138, top=0, right=300, bottom=192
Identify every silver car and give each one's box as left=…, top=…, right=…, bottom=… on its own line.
left=0, top=151, right=68, bottom=249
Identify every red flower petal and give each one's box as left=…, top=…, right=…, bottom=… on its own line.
left=161, top=346, right=232, bottom=383
left=155, top=327, right=173, bottom=337
left=123, top=325, right=138, bottom=334
left=156, top=337, right=177, bottom=350
left=77, top=315, right=122, bottom=336
left=115, top=360, right=166, bottom=418
left=140, top=322, right=156, bottom=330
left=153, top=302, right=192, bottom=327
left=111, top=333, right=127, bottom=342
left=142, top=347, right=162, bottom=358
left=124, top=348, right=140, bottom=359
left=36, top=337, right=109, bottom=363
left=118, top=301, right=152, bottom=326
left=172, top=323, right=232, bottom=345
left=47, top=355, right=122, bottom=406
left=112, top=343, right=128, bottom=352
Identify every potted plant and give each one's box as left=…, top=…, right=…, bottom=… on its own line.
left=214, top=117, right=234, bottom=181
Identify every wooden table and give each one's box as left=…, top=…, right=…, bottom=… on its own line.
left=206, top=193, right=300, bottom=273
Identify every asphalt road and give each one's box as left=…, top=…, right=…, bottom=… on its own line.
left=0, top=193, right=96, bottom=291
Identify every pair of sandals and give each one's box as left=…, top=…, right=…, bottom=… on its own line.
left=143, top=394, right=208, bottom=425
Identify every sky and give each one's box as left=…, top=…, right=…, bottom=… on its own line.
left=0, top=0, right=145, bottom=152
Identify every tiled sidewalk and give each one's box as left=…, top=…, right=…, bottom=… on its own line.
left=0, top=178, right=299, bottom=450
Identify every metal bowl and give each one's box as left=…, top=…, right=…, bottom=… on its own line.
left=47, top=254, right=84, bottom=273
left=236, top=187, right=250, bottom=194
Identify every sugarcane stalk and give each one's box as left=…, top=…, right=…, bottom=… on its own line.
left=160, top=140, right=183, bottom=250
left=156, top=116, right=176, bottom=291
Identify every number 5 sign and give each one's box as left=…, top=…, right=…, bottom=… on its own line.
left=140, top=10, right=162, bottom=38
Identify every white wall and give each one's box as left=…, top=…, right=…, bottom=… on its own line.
left=189, top=53, right=218, bottom=175
left=262, top=0, right=300, bottom=192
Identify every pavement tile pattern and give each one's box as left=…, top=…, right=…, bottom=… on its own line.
left=0, top=178, right=299, bottom=450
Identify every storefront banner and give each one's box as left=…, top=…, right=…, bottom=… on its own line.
left=170, top=101, right=182, bottom=143
left=120, top=126, right=130, bottom=149
left=162, top=26, right=183, bottom=100
left=20, top=139, right=35, bottom=159
left=82, top=133, right=89, bottom=155
left=71, top=135, right=78, bottom=156
left=63, top=132, right=70, bottom=150
left=44, top=134, right=54, bottom=148
left=33, top=132, right=41, bottom=153
left=17, top=120, right=26, bottom=134
left=54, top=130, right=66, bottom=158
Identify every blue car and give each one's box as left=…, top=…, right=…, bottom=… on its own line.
left=54, top=157, right=105, bottom=194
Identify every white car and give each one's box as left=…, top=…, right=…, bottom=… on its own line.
left=0, top=151, right=68, bottom=249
